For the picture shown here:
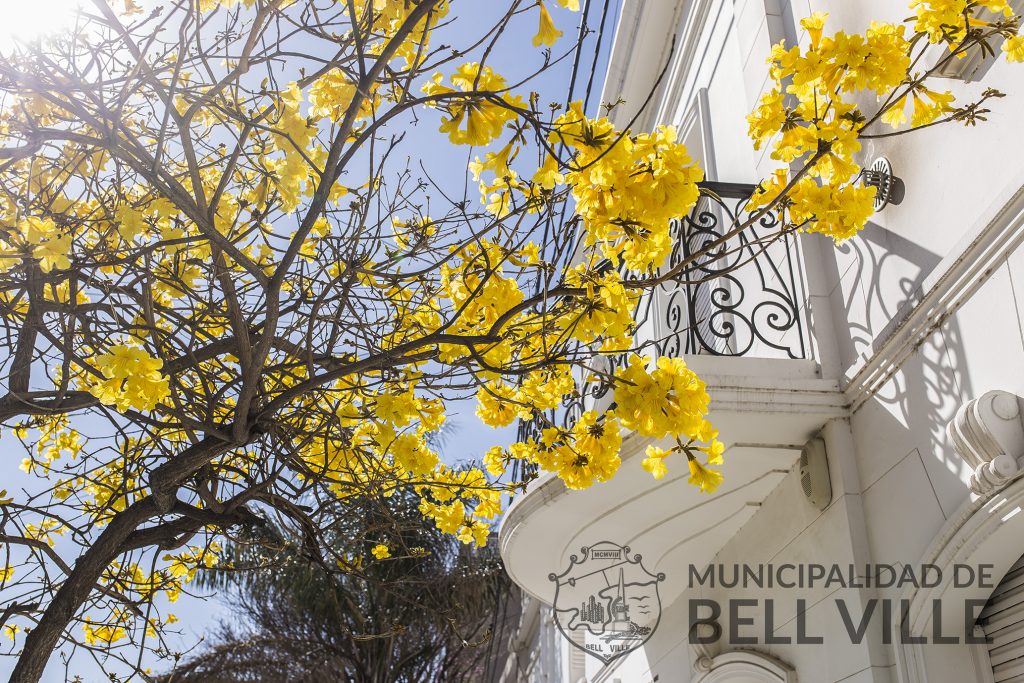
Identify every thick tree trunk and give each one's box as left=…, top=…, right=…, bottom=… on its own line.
left=9, top=497, right=157, bottom=683
left=10, top=437, right=230, bottom=683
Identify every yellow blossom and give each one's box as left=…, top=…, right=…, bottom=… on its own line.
left=483, top=445, right=507, bottom=477
left=556, top=411, right=622, bottom=489
left=613, top=355, right=711, bottom=441
left=641, top=445, right=671, bottom=480
left=17, top=216, right=57, bottom=245
left=422, top=64, right=525, bottom=146
left=688, top=457, right=723, bottom=494
left=801, top=12, right=828, bottom=48
left=86, top=345, right=170, bottom=412
left=456, top=519, right=490, bottom=546
left=533, top=2, right=563, bottom=47
left=476, top=381, right=522, bottom=427
left=32, top=234, right=72, bottom=272
left=1004, top=35, right=1024, bottom=62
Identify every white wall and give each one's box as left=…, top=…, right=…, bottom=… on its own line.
left=577, top=0, right=1024, bottom=682
left=506, top=0, right=1024, bottom=680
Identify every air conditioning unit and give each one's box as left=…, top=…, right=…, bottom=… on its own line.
left=799, top=436, right=832, bottom=511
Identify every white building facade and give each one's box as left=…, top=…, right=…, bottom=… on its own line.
left=497, top=1, right=1024, bottom=682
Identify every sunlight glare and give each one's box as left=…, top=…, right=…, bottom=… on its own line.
left=1, top=0, right=83, bottom=51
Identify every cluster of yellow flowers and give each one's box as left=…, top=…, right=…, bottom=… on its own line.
left=615, top=356, right=724, bottom=492
left=747, top=4, right=1022, bottom=241
left=472, top=335, right=725, bottom=490
left=912, top=0, right=1017, bottom=46
left=274, top=369, right=512, bottom=547
left=76, top=546, right=219, bottom=646
left=438, top=240, right=525, bottom=349
left=10, top=217, right=71, bottom=273
left=82, top=617, right=128, bottom=647
left=745, top=17, right=904, bottom=238
left=484, top=409, right=625, bottom=491
left=85, top=345, right=171, bottom=413
left=80, top=452, right=148, bottom=521
left=80, top=550, right=195, bottom=645
left=308, top=69, right=378, bottom=123
left=420, top=498, right=491, bottom=546
left=556, top=105, right=704, bottom=271
left=366, top=0, right=451, bottom=69
left=18, top=415, right=81, bottom=476
left=416, top=466, right=502, bottom=544
left=557, top=411, right=624, bottom=489
left=163, top=544, right=222, bottom=588
left=562, top=264, right=640, bottom=350
left=613, top=356, right=711, bottom=440
left=296, top=390, right=438, bottom=482
left=422, top=64, right=525, bottom=146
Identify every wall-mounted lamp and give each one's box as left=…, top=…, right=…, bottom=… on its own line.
left=863, top=157, right=906, bottom=210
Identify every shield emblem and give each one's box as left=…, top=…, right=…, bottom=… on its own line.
left=549, top=541, right=665, bottom=665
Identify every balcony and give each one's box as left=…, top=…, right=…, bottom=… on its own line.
left=499, top=183, right=846, bottom=608
left=641, top=181, right=809, bottom=361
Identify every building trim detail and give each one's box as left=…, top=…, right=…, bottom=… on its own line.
left=843, top=173, right=1024, bottom=411
left=895, top=474, right=1024, bottom=682
left=948, top=390, right=1024, bottom=494
left=692, top=650, right=797, bottom=683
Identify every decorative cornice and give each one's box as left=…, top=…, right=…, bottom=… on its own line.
left=651, top=0, right=718, bottom=128
left=602, top=0, right=687, bottom=130
left=948, top=390, right=1024, bottom=494
left=690, top=375, right=845, bottom=417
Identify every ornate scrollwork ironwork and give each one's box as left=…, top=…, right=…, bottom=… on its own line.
left=511, top=182, right=807, bottom=483
left=646, top=181, right=807, bottom=360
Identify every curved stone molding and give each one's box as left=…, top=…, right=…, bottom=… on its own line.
left=692, top=651, right=797, bottom=683
left=690, top=623, right=717, bottom=673
left=894, top=474, right=1024, bottom=683
left=948, top=390, right=1024, bottom=494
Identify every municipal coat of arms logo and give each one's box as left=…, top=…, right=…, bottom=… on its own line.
left=549, top=541, right=665, bottom=664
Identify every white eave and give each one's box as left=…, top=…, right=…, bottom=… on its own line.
left=498, top=355, right=847, bottom=608
left=600, top=0, right=686, bottom=130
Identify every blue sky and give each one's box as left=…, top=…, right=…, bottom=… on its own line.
left=0, top=1, right=622, bottom=680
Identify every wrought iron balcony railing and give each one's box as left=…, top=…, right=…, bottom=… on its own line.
left=509, top=182, right=807, bottom=485
left=648, top=180, right=806, bottom=360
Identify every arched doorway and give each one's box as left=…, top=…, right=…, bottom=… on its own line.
left=692, top=651, right=796, bottom=683
left=980, top=553, right=1024, bottom=682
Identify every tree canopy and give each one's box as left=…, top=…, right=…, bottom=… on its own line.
left=0, top=0, right=1019, bottom=681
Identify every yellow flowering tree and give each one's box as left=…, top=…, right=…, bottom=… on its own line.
left=0, top=0, right=1018, bottom=680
